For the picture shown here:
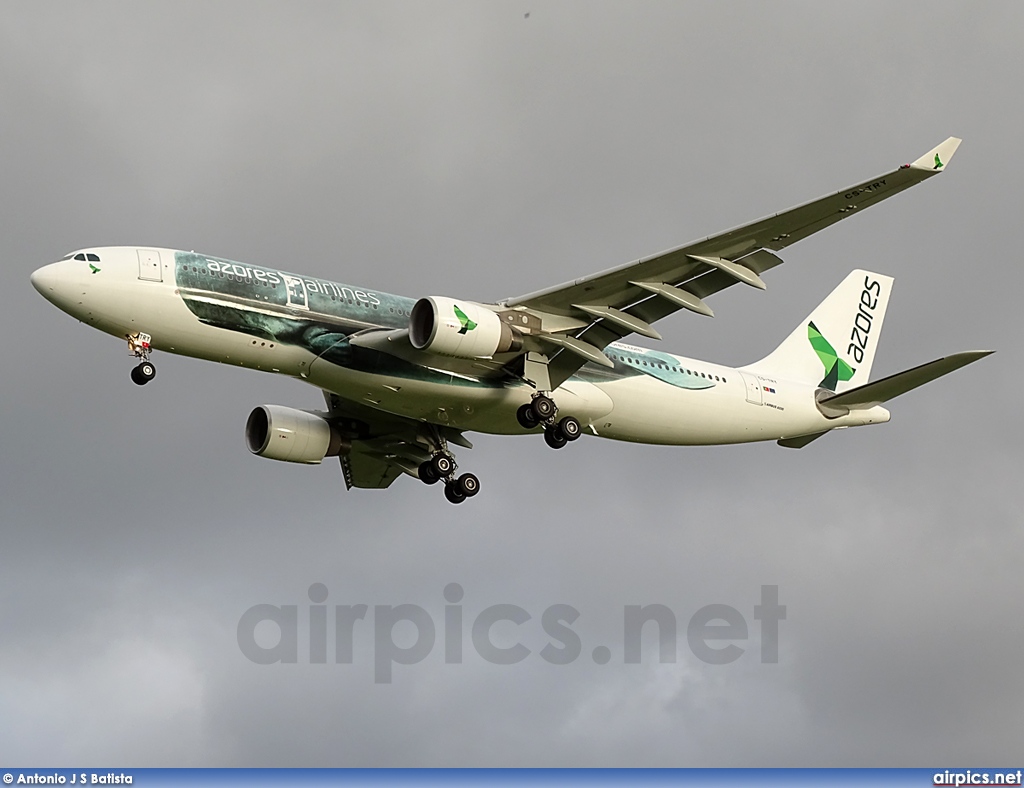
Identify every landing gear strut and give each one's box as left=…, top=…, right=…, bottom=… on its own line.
left=127, top=332, right=157, bottom=386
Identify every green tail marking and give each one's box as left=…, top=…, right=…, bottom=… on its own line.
left=453, top=304, right=478, bottom=335
left=934, top=153, right=944, bottom=170
left=89, top=264, right=101, bottom=274
left=808, top=321, right=855, bottom=390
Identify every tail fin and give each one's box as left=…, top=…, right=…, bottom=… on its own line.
left=743, top=270, right=894, bottom=392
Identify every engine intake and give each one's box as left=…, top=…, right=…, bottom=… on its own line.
left=246, top=405, right=349, bottom=464
left=409, top=296, right=521, bottom=358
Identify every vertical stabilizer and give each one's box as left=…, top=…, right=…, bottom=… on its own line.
left=742, top=270, right=893, bottom=392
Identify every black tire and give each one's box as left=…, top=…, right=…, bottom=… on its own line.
left=516, top=403, right=539, bottom=430
left=134, top=361, right=156, bottom=384
left=531, top=395, right=556, bottom=421
left=456, top=473, right=480, bottom=498
left=418, top=460, right=440, bottom=485
left=544, top=426, right=568, bottom=449
left=558, top=416, right=582, bottom=441
left=444, top=481, right=467, bottom=504
left=432, top=453, right=455, bottom=477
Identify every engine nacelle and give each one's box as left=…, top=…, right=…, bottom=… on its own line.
left=409, top=296, right=521, bottom=359
left=245, top=405, right=349, bottom=464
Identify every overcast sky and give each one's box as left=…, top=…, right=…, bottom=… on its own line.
left=2, top=1, right=1022, bottom=767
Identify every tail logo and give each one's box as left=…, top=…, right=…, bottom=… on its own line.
left=934, top=153, right=944, bottom=170
left=808, top=321, right=855, bottom=390
left=453, top=305, right=477, bottom=335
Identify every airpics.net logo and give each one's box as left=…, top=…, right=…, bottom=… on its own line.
left=236, top=583, right=786, bottom=684
left=933, top=771, right=1023, bottom=786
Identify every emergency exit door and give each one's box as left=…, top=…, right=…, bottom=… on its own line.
left=739, top=371, right=763, bottom=405
left=137, top=249, right=162, bottom=282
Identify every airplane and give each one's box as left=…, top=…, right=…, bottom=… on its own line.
left=31, top=137, right=991, bottom=504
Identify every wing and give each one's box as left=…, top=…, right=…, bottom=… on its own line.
left=322, top=391, right=471, bottom=490
left=501, top=138, right=961, bottom=388
left=341, top=446, right=405, bottom=490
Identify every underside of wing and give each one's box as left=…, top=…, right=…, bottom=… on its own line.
left=340, top=447, right=406, bottom=490
left=322, top=391, right=471, bottom=490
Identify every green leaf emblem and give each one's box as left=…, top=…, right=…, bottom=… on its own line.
left=808, top=321, right=855, bottom=390
left=453, top=305, right=478, bottom=335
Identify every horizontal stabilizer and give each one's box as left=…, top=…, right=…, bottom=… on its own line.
left=819, top=350, right=993, bottom=410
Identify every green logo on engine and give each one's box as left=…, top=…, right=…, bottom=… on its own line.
left=808, top=321, right=855, bottom=391
left=454, top=305, right=477, bottom=335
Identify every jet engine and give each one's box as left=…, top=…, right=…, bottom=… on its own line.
left=409, top=297, right=521, bottom=359
left=245, top=405, right=349, bottom=464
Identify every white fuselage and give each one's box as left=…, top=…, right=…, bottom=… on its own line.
left=30, top=247, right=890, bottom=445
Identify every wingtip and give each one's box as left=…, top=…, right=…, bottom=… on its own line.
left=911, top=137, right=962, bottom=171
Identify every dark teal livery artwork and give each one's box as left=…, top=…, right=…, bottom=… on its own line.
left=173, top=252, right=716, bottom=392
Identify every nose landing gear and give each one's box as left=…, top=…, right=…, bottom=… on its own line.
left=130, top=361, right=156, bottom=385
left=127, top=332, right=157, bottom=386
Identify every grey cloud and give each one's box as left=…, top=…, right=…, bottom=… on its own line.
left=2, top=0, right=1021, bottom=767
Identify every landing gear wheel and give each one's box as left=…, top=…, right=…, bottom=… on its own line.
left=544, top=426, right=568, bottom=449
left=558, top=416, right=582, bottom=441
left=431, top=453, right=455, bottom=477
left=444, top=481, right=467, bottom=504
left=456, top=473, right=480, bottom=498
left=516, top=403, right=539, bottom=430
left=531, top=394, right=556, bottom=421
left=131, top=361, right=156, bottom=386
left=418, top=460, right=440, bottom=485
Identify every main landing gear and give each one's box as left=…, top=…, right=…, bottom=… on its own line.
left=127, top=332, right=157, bottom=386
left=516, top=392, right=582, bottom=450
left=417, top=447, right=480, bottom=505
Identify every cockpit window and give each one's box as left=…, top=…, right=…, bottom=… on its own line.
left=74, top=253, right=86, bottom=261
left=86, top=253, right=100, bottom=262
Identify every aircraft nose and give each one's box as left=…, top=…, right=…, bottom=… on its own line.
left=31, top=262, right=62, bottom=297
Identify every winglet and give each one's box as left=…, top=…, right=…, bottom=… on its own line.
left=911, top=137, right=962, bottom=171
